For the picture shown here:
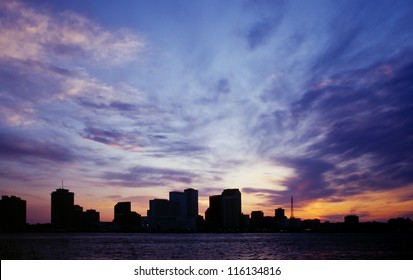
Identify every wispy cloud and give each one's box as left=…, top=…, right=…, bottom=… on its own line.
left=252, top=51, right=413, bottom=206
left=243, top=0, right=285, bottom=50
left=103, top=165, right=199, bottom=188
left=0, top=1, right=144, bottom=64
left=0, top=130, right=76, bottom=163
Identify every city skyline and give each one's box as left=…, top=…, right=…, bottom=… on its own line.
left=1, top=1, right=413, bottom=224
left=1, top=186, right=410, bottom=226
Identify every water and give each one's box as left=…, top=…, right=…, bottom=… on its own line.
left=0, top=232, right=412, bottom=259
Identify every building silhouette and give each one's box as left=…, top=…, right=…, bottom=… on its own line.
left=73, top=204, right=84, bottom=228
left=51, top=187, right=100, bottom=230
left=275, top=207, right=288, bottom=229
left=113, top=202, right=141, bottom=230
left=205, top=189, right=242, bottom=230
left=114, top=202, right=131, bottom=223
left=275, top=207, right=285, bottom=219
left=250, top=210, right=264, bottom=229
left=74, top=205, right=100, bottom=230
left=222, top=189, right=241, bottom=229
left=344, top=215, right=359, bottom=231
left=83, top=209, right=100, bottom=228
left=0, top=195, right=26, bottom=231
left=344, top=215, right=359, bottom=225
left=51, top=188, right=74, bottom=229
left=185, top=188, right=198, bottom=218
left=302, top=219, right=321, bottom=231
left=147, top=198, right=179, bottom=231
left=205, top=194, right=222, bottom=230
left=5, top=187, right=413, bottom=234
left=147, top=189, right=199, bottom=231
left=169, top=191, right=187, bottom=217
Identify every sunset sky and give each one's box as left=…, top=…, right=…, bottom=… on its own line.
left=1, top=0, right=413, bottom=224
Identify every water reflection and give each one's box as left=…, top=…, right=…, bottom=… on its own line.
left=0, top=232, right=412, bottom=259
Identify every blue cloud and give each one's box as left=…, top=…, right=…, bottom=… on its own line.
left=252, top=51, right=413, bottom=204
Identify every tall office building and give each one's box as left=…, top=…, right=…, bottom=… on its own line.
left=114, top=202, right=131, bottom=224
left=222, top=189, right=241, bottom=229
left=169, top=188, right=199, bottom=218
left=148, top=199, right=179, bottom=217
left=205, top=194, right=222, bottom=229
left=169, top=191, right=187, bottom=217
left=184, top=188, right=198, bottom=218
left=0, top=195, right=26, bottom=231
left=51, top=188, right=74, bottom=228
left=148, top=199, right=179, bottom=230
left=205, top=189, right=242, bottom=230
left=148, top=188, right=198, bottom=231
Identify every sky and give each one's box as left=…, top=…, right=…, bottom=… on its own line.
left=1, top=0, right=413, bottom=224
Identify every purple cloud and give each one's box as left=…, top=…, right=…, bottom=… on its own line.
left=103, top=165, right=198, bottom=187
left=251, top=51, right=413, bottom=205
left=0, top=131, right=75, bottom=163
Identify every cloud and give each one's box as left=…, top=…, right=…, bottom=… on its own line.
left=0, top=1, right=147, bottom=132
left=103, top=166, right=199, bottom=188
left=81, top=126, right=143, bottom=152
left=251, top=51, right=413, bottom=205
left=310, top=26, right=361, bottom=74
left=216, top=78, right=231, bottom=95
left=246, top=18, right=278, bottom=50
left=243, top=0, right=285, bottom=50
left=0, top=1, right=144, bottom=64
left=0, top=130, right=75, bottom=163
left=276, top=157, right=335, bottom=199
left=305, top=56, right=413, bottom=190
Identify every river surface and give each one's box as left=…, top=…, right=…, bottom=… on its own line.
left=1, top=232, right=412, bottom=259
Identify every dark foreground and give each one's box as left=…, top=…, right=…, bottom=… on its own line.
left=1, top=232, right=412, bottom=260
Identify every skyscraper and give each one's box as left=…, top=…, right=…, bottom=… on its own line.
left=169, top=191, right=187, bottom=217
left=169, top=188, right=199, bottom=218
left=51, top=188, right=74, bottom=228
left=205, top=194, right=222, bottom=230
left=148, top=198, right=179, bottom=230
left=205, top=189, right=242, bottom=230
left=184, top=188, right=198, bottom=218
left=0, top=195, right=26, bottom=231
left=222, top=189, right=241, bottom=229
